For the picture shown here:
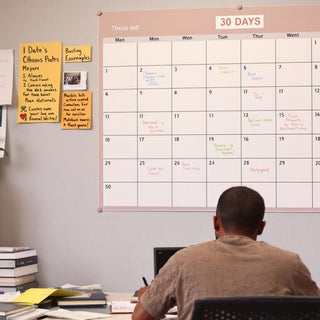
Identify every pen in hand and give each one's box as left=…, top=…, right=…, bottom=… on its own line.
left=142, top=276, right=149, bottom=286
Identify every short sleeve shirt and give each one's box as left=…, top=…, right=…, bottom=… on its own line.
left=140, top=235, right=320, bottom=320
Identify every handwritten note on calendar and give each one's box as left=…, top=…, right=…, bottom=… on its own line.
left=99, top=6, right=320, bottom=212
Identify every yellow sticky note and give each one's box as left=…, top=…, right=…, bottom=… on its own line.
left=12, top=288, right=80, bottom=304
left=64, top=46, right=91, bottom=62
left=61, top=91, right=92, bottom=130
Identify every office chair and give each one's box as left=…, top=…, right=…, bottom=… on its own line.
left=191, top=296, right=320, bottom=320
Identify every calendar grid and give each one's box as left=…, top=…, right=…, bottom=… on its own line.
left=101, top=35, right=320, bottom=211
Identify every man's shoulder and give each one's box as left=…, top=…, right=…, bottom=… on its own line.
left=178, top=238, right=299, bottom=260
left=256, top=240, right=301, bottom=262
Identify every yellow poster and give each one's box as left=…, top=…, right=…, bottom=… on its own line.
left=61, top=91, right=92, bottom=129
left=18, top=42, right=62, bottom=123
left=64, top=45, right=91, bottom=62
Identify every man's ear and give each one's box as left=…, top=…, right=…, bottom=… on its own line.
left=257, top=220, right=266, bottom=235
left=213, top=215, right=220, bottom=231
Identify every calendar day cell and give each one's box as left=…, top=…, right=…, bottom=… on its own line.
left=241, top=39, right=275, bottom=63
left=242, top=111, right=275, bottom=135
left=276, top=38, right=311, bottom=63
left=312, top=39, right=320, bottom=61
left=138, top=66, right=171, bottom=89
left=314, top=159, right=320, bottom=181
left=277, top=135, right=312, bottom=158
left=172, top=65, right=206, bottom=88
left=173, top=182, right=206, bottom=208
left=277, top=159, right=312, bottom=182
left=242, top=159, right=276, bottom=182
left=276, top=63, right=311, bottom=86
left=138, top=135, right=171, bottom=158
left=103, top=159, right=137, bottom=182
left=313, top=89, right=320, bottom=111
left=242, top=135, right=275, bottom=158
left=172, top=135, right=206, bottom=158
left=314, top=113, right=320, bottom=134
left=103, top=112, right=137, bottom=135
left=138, top=89, right=171, bottom=112
left=173, top=112, right=206, bottom=134
left=173, top=159, right=206, bottom=182
left=103, top=136, right=137, bottom=158
left=138, top=159, right=171, bottom=182
left=242, top=87, right=275, bottom=110
left=207, top=64, right=241, bottom=87
left=207, top=111, right=241, bottom=135
left=172, top=41, right=206, bottom=64
left=103, top=42, right=137, bottom=66
left=313, top=183, right=320, bottom=208
left=277, top=111, right=311, bottom=134
left=173, top=88, right=206, bottom=112
left=103, top=89, right=137, bottom=112
left=244, top=183, right=276, bottom=208
left=207, top=159, right=241, bottom=182
left=277, top=183, right=312, bottom=208
left=314, top=137, right=320, bottom=157
left=207, top=40, right=240, bottom=64
left=207, top=182, right=240, bottom=208
left=207, top=135, right=240, bottom=158
left=207, top=88, right=241, bottom=111
left=312, top=63, right=320, bottom=86
left=138, top=112, right=171, bottom=135
left=138, top=41, right=171, bottom=65
left=138, top=183, right=172, bottom=207
left=103, top=66, right=137, bottom=89
left=276, top=86, right=311, bottom=110
left=103, top=182, right=137, bottom=207
left=242, top=64, right=275, bottom=87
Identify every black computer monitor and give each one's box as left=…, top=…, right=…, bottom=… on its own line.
left=153, top=247, right=184, bottom=277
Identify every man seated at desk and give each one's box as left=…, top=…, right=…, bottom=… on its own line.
left=132, top=186, right=320, bottom=320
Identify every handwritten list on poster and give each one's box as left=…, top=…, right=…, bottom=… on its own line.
left=61, top=91, right=92, bottom=129
left=18, top=42, right=62, bottom=123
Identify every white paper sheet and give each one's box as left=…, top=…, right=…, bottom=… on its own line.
left=0, top=105, right=7, bottom=158
left=0, top=49, right=14, bottom=105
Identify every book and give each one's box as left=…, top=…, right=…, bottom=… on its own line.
left=0, top=303, right=33, bottom=317
left=0, top=257, right=38, bottom=269
left=0, top=281, right=39, bottom=292
left=130, top=290, right=138, bottom=303
left=110, top=301, right=136, bottom=314
left=0, top=265, right=38, bottom=277
left=0, top=274, right=37, bottom=287
left=7, top=308, right=47, bottom=320
left=0, top=248, right=30, bottom=253
left=0, top=250, right=37, bottom=260
left=56, top=289, right=107, bottom=307
left=12, top=288, right=81, bottom=305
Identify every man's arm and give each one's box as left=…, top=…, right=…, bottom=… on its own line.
left=132, top=287, right=156, bottom=320
left=132, top=301, right=156, bottom=320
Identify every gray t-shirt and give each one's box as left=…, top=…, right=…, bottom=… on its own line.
left=140, top=235, right=320, bottom=320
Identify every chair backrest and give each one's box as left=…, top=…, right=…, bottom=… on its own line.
left=191, top=296, right=320, bottom=320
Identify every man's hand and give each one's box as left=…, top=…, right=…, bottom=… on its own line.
left=138, top=286, right=148, bottom=299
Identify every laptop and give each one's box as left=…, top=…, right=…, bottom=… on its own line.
left=153, top=247, right=185, bottom=277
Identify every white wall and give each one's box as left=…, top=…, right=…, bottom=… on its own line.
left=0, top=0, right=320, bottom=292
